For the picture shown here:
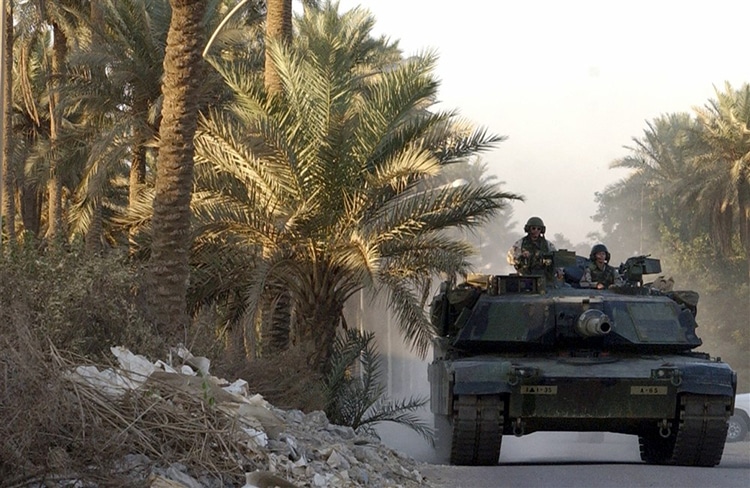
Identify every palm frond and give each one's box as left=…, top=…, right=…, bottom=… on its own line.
left=323, top=329, right=431, bottom=442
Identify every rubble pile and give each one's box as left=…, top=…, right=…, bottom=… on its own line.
left=37, top=347, right=434, bottom=488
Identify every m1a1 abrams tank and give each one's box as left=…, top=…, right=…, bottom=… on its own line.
left=428, top=251, right=737, bottom=467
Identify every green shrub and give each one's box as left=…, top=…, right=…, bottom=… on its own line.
left=0, top=241, right=161, bottom=360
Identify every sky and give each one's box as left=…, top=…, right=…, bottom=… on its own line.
left=336, top=0, right=750, bottom=244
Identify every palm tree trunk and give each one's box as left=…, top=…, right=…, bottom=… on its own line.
left=268, top=290, right=292, bottom=352
left=296, top=293, right=343, bottom=373
left=85, top=200, right=104, bottom=255
left=1, top=0, right=14, bottom=244
left=264, top=0, right=292, bottom=96
left=148, top=0, right=207, bottom=341
left=20, top=183, right=42, bottom=237
left=128, top=123, right=148, bottom=253
left=46, top=22, right=66, bottom=243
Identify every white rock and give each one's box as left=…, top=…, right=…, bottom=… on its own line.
left=326, top=449, right=350, bottom=470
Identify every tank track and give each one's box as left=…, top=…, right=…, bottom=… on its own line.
left=639, top=394, right=731, bottom=466
left=672, top=394, right=731, bottom=466
left=450, top=394, right=504, bottom=465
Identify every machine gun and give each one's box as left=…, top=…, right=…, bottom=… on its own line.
left=618, top=254, right=662, bottom=286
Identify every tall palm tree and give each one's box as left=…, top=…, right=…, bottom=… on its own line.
left=191, top=3, right=518, bottom=371
left=62, top=0, right=171, bottom=251
left=1, top=0, right=13, bottom=245
left=9, top=29, right=48, bottom=238
left=41, top=0, right=93, bottom=242
left=690, top=83, right=750, bottom=268
left=45, top=19, right=66, bottom=241
left=59, top=1, right=248, bottom=251
left=147, top=0, right=207, bottom=340
left=8, top=0, right=95, bottom=244
left=263, top=1, right=320, bottom=95
left=689, top=82, right=750, bottom=317
left=598, top=113, right=703, bottom=256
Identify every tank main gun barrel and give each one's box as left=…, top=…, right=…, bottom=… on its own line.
left=576, top=309, right=612, bottom=337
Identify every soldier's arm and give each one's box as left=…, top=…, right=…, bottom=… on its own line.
left=507, top=240, right=523, bottom=263
left=611, top=268, right=625, bottom=287
left=579, top=267, right=594, bottom=288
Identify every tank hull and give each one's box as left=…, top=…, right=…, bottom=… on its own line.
left=430, top=353, right=734, bottom=433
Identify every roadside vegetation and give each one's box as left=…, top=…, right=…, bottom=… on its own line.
left=590, top=96, right=750, bottom=387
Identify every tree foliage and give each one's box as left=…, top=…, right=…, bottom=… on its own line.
left=595, top=84, right=750, bottom=360
left=323, top=329, right=431, bottom=441
left=184, top=3, right=518, bottom=371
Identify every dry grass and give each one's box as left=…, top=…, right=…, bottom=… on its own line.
left=216, top=346, right=326, bottom=413
left=0, top=323, right=262, bottom=487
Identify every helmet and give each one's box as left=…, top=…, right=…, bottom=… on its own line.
left=590, top=244, right=610, bottom=263
left=524, top=216, right=546, bottom=234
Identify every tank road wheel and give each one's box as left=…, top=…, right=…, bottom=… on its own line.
left=433, top=414, right=453, bottom=464
left=450, top=395, right=504, bottom=466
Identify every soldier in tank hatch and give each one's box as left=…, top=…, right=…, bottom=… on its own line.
left=580, top=243, right=624, bottom=289
left=507, top=216, right=557, bottom=276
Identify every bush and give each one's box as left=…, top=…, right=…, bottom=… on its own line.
left=216, top=345, right=327, bottom=412
left=0, top=242, right=161, bottom=361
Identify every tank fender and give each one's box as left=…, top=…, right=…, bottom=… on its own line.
left=452, top=361, right=513, bottom=395
left=428, top=360, right=452, bottom=415
left=675, top=364, right=736, bottom=397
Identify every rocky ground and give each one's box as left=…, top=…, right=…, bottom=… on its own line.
left=12, top=347, right=439, bottom=488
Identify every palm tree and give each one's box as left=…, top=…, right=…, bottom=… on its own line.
left=690, top=83, right=750, bottom=272
left=147, top=0, right=207, bottom=340
left=1, top=0, right=14, bottom=246
left=9, top=29, right=48, bottom=238
left=600, top=113, right=702, bottom=256
left=324, top=328, right=431, bottom=441
left=7, top=0, right=99, bottom=245
left=263, top=1, right=321, bottom=95
left=62, top=0, right=171, bottom=251
left=190, top=3, right=518, bottom=372
left=40, top=0, right=87, bottom=242
left=689, top=82, right=750, bottom=320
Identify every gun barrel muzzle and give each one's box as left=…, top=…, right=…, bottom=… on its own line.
left=576, top=309, right=612, bottom=337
